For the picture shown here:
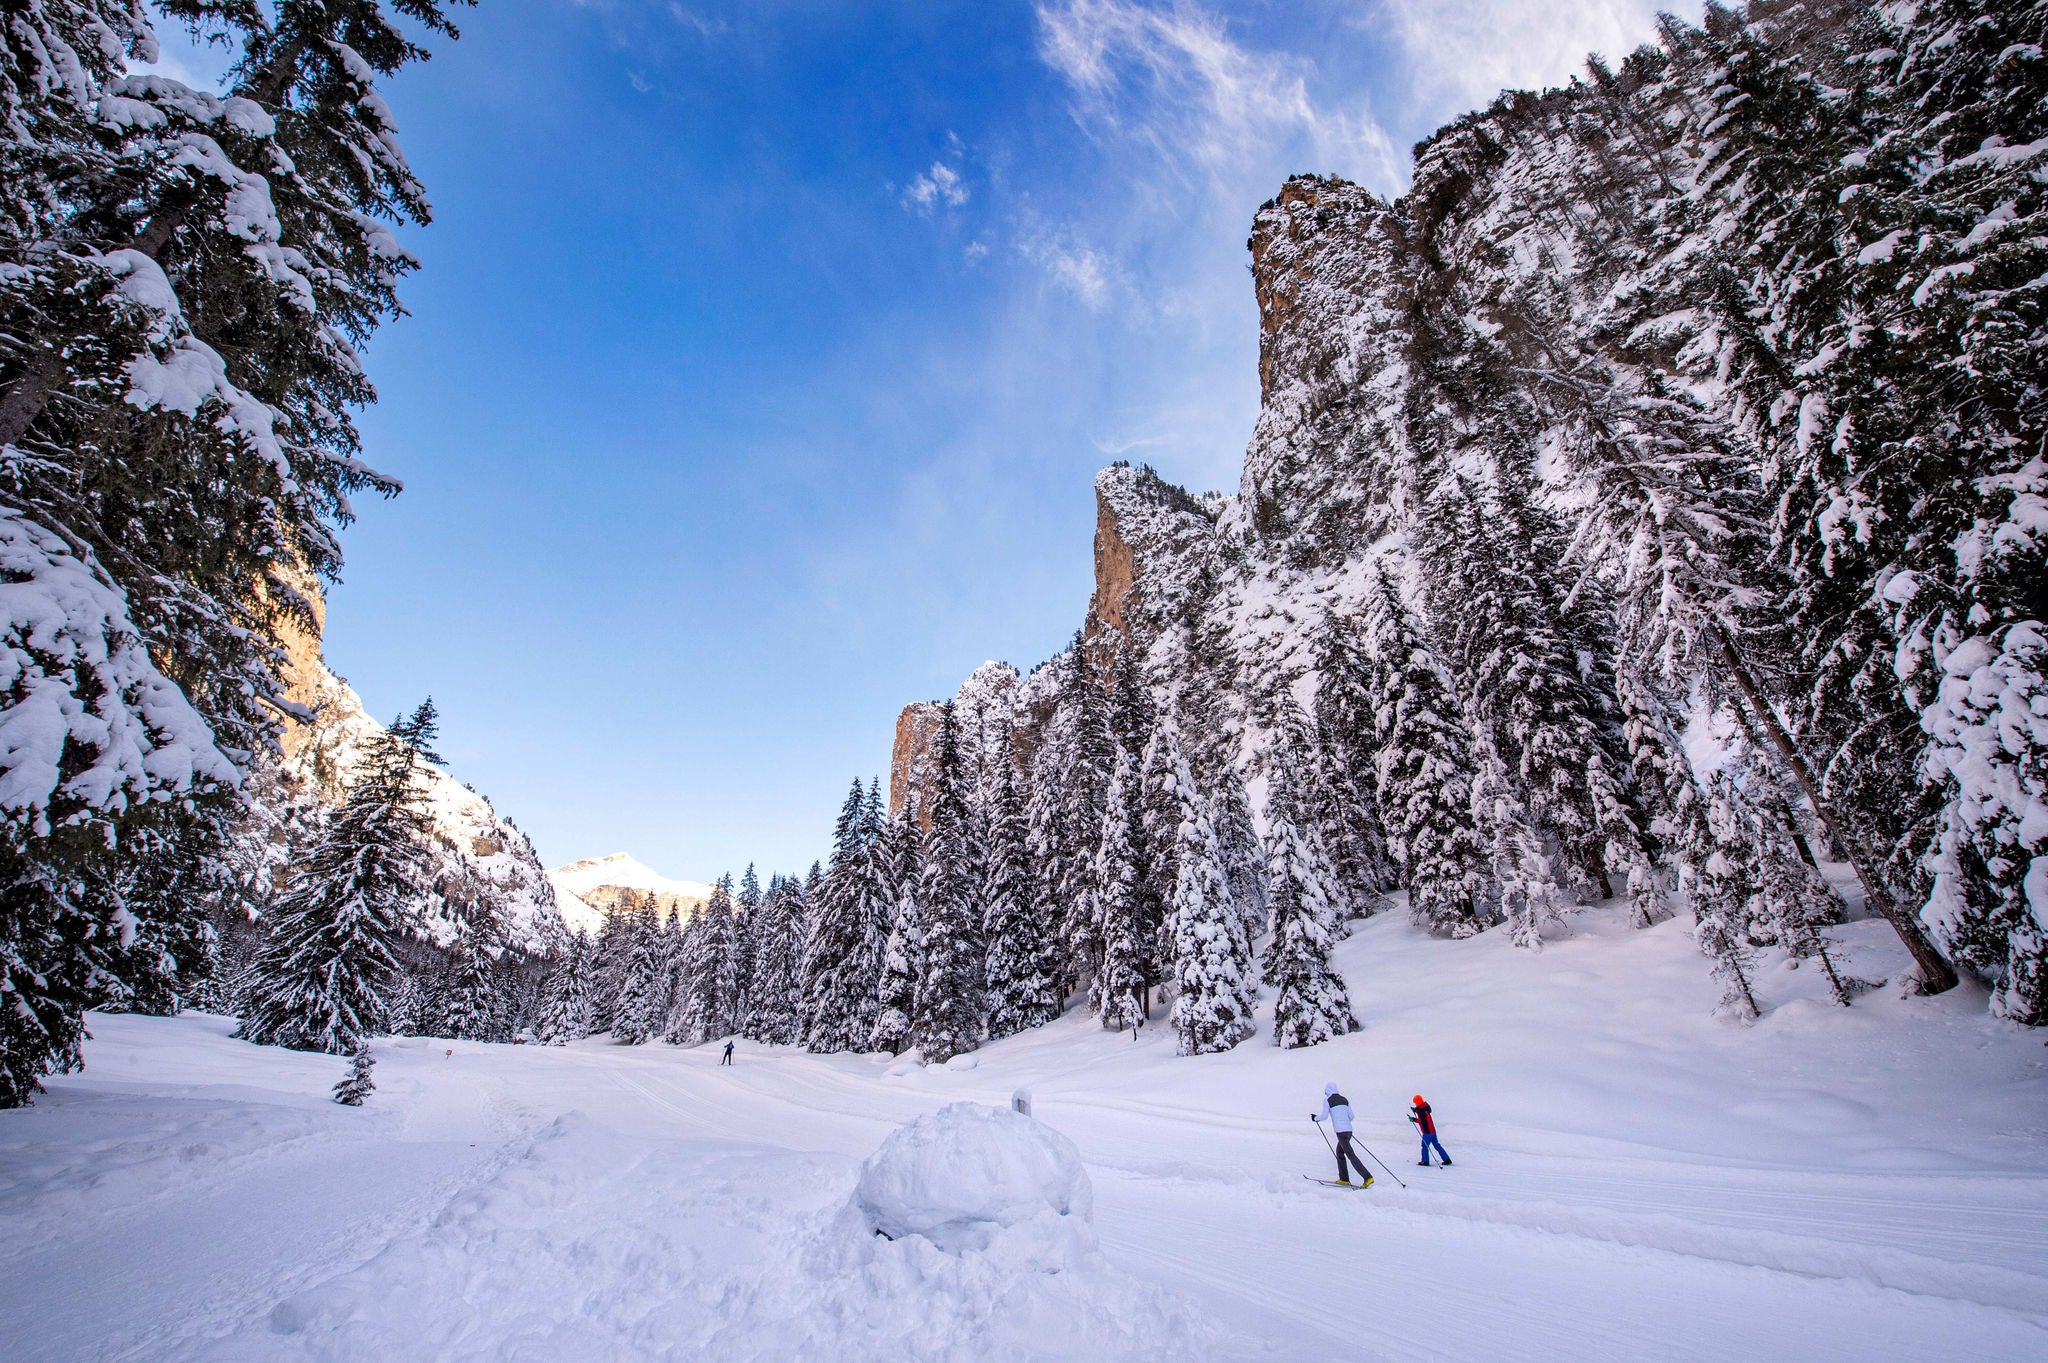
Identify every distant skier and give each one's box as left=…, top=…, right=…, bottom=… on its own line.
left=1410, top=1094, right=1452, bottom=1166
left=721, top=1040, right=734, bottom=1067
left=1318, top=1083, right=1372, bottom=1187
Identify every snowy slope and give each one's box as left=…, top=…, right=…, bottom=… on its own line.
left=5, top=902, right=2043, bottom=1361
left=548, top=852, right=713, bottom=902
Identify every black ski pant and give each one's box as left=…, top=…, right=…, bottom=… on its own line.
left=1335, top=1132, right=1365, bottom=1182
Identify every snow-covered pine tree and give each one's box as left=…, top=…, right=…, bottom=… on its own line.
left=1093, top=741, right=1149, bottom=1035
left=733, top=864, right=762, bottom=1028
left=1697, top=774, right=1764, bottom=1023
left=1211, top=773, right=1268, bottom=944
left=610, top=896, right=669, bottom=1046
left=913, top=704, right=985, bottom=1063
left=0, top=0, right=468, bottom=1104
left=660, top=905, right=699, bottom=1045
left=1262, top=718, right=1358, bottom=1049
left=704, top=875, right=742, bottom=1041
left=332, top=1047, right=375, bottom=1106
left=983, top=747, right=1061, bottom=1038
left=871, top=898, right=920, bottom=1056
left=1029, top=636, right=1114, bottom=1000
left=237, top=702, right=441, bottom=1054
left=871, top=811, right=922, bottom=1055
left=1308, top=619, right=1398, bottom=916
left=787, top=870, right=817, bottom=1025
left=1527, top=167, right=1959, bottom=989
left=801, top=781, right=889, bottom=1052
left=1416, top=474, right=1652, bottom=906
left=742, top=877, right=804, bottom=1045
left=1823, top=0, right=2047, bottom=1022
left=1159, top=721, right=1255, bottom=1056
left=1473, top=748, right=1566, bottom=952
left=386, top=970, right=429, bottom=1039
left=1659, top=0, right=2041, bottom=1016
left=1750, top=813, right=1859, bottom=1008
left=586, top=897, right=636, bottom=1035
left=1136, top=719, right=1185, bottom=998
left=1358, top=564, right=1493, bottom=938
left=534, top=931, right=593, bottom=1045
left=440, top=934, right=504, bottom=1043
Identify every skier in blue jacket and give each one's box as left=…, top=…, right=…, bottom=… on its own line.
left=1318, top=1083, right=1373, bottom=1187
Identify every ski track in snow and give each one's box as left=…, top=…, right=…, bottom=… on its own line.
left=3, top=909, right=2046, bottom=1361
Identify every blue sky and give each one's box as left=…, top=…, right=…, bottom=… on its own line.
left=156, top=0, right=1682, bottom=879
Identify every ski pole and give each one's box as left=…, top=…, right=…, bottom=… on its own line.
left=1354, top=1137, right=1407, bottom=1189
left=1312, top=1117, right=1406, bottom=1189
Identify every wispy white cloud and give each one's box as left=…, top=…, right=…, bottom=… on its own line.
left=665, top=2, right=728, bottom=39
left=1361, top=0, right=1684, bottom=122
left=1035, top=0, right=1398, bottom=189
left=903, top=161, right=970, bottom=213
left=1017, top=227, right=1115, bottom=309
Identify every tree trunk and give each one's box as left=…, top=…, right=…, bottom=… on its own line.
left=1713, top=632, right=1958, bottom=992
left=0, top=351, right=62, bottom=449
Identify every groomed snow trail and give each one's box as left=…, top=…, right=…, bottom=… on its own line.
left=3, top=909, right=2044, bottom=1361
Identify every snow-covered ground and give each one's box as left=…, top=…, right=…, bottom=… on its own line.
left=4, top=907, right=2044, bottom=1362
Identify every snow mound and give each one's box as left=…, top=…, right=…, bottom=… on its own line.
left=853, top=1102, right=1092, bottom=1254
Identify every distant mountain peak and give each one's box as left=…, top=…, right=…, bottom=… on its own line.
left=544, top=853, right=715, bottom=934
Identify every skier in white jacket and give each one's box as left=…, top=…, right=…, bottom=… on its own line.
left=1319, top=1082, right=1372, bottom=1186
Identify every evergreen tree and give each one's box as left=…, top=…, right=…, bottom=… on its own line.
left=1416, top=474, right=1651, bottom=906
left=332, top=1047, right=375, bottom=1106
left=584, top=894, right=633, bottom=1034
left=871, top=813, right=922, bottom=1055
left=238, top=701, right=440, bottom=1054
left=1030, top=638, right=1114, bottom=1000
left=703, top=874, right=742, bottom=1040
left=1311, top=615, right=1399, bottom=907
left=1211, top=773, right=1268, bottom=942
left=1263, top=731, right=1358, bottom=1049
left=1358, top=565, right=1492, bottom=938
left=1160, top=722, right=1256, bottom=1056
left=0, top=0, right=470, bottom=1104
left=1473, top=749, right=1567, bottom=952
left=611, top=900, right=669, bottom=1046
left=984, top=751, right=1062, bottom=1038
left=1697, top=775, right=1764, bottom=1023
left=1093, top=742, right=1149, bottom=1034
left=1136, top=721, right=1183, bottom=997
left=801, top=781, right=889, bottom=1052
left=440, top=933, right=504, bottom=1043
left=734, top=863, right=762, bottom=1026
left=385, top=967, right=428, bottom=1039
left=913, top=704, right=985, bottom=1062
left=1530, top=178, right=1959, bottom=987
left=534, top=931, right=593, bottom=1045
left=665, top=907, right=708, bottom=1045
left=743, top=877, right=805, bottom=1045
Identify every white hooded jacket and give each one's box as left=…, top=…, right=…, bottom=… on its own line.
left=1323, top=1083, right=1354, bottom=1134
